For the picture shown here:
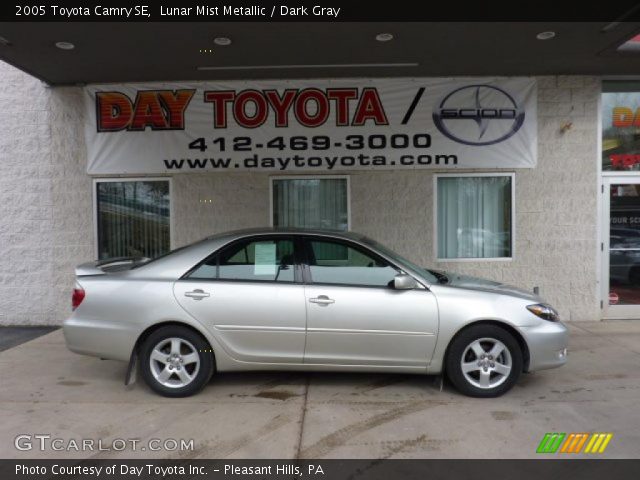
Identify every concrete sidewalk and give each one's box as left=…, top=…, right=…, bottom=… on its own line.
left=0, top=322, right=639, bottom=459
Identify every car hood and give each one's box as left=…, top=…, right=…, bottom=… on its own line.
left=433, top=270, right=541, bottom=302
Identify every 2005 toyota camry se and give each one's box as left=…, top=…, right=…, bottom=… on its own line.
left=64, top=228, right=568, bottom=398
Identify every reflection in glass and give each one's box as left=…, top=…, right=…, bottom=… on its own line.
left=601, top=84, right=640, bottom=171
left=97, top=181, right=170, bottom=260
left=609, top=183, right=640, bottom=305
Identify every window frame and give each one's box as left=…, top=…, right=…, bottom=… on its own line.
left=181, top=234, right=305, bottom=285
left=433, top=172, right=516, bottom=263
left=92, top=177, right=174, bottom=260
left=269, top=175, right=352, bottom=231
left=300, top=235, right=403, bottom=290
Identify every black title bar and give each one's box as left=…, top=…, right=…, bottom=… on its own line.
left=2, top=1, right=640, bottom=22
left=3, top=459, right=640, bottom=480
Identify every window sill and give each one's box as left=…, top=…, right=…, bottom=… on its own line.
left=436, top=257, right=514, bottom=263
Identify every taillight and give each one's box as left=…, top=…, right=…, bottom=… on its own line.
left=72, top=287, right=85, bottom=311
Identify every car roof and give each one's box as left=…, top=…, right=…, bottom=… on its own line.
left=205, top=227, right=366, bottom=242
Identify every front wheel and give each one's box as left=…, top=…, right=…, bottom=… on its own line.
left=140, top=325, right=214, bottom=397
left=445, top=324, right=523, bottom=398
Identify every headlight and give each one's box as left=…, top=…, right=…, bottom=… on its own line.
left=526, top=303, right=560, bottom=322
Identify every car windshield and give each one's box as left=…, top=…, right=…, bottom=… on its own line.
left=359, top=236, right=441, bottom=284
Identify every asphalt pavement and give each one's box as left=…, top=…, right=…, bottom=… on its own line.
left=0, top=322, right=638, bottom=458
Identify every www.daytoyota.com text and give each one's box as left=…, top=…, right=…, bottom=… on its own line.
left=164, top=134, right=458, bottom=170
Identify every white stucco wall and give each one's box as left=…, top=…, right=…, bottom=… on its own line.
left=0, top=61, right=92, bottom=325
left=0, top=61, right=600, bottom=324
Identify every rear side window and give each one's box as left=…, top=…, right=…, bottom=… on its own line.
left=188, top=238, right=296, bottom=283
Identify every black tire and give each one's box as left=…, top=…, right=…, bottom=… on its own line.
left=445, top=324, right=523, bottom=398
left=140, top=325, right=214, bottom=398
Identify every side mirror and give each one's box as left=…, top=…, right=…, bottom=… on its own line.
left=394, top=273, right=418, bottom=290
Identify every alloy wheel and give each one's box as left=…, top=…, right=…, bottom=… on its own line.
left=149, top=337, right=201, bottom=388
left=460, top=337, right=512, bottom=389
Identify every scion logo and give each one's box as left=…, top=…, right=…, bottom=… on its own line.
left=433, top=85, right=525, bottom=146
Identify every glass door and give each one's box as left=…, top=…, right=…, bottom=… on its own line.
left=603, top=177, right=640, bottom=318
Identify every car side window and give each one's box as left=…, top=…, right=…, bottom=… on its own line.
left=188, top=238, right=296, bottom=283
left=307, top=239, right=398, bottom=287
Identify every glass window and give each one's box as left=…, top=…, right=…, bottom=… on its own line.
left=189, top=238, right=295, bottom=283
left=609, top=183, right=640, bottom=305
left=307, top=239, right=398, bottom=287
left=437, top=176, right=513, bottom=259
left=602, top=82, right=640, bottom=171
left=272, top=177, right=348, bottom=231
left=96, top=180, right=170, bottom=260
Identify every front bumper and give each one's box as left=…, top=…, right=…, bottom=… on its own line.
left=519, top=321, right=568, bottom=372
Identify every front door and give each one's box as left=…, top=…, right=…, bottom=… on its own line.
left=603, top=177, right=640, bottom=318
left=174, top=236, right=307, bottom=363
left=302, top=237, right=439, bottom=367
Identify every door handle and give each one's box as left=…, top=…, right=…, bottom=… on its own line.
left=184, top=289, right=210, bottom=300
left=309, top=295, right=335, bottom=306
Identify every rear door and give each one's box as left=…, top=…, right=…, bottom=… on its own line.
left=302, top=237, right=439, bottom=367
left=173, top=236, right=307, bottom=363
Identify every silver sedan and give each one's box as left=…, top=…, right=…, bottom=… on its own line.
left=63, top=228, right=568, bottom=398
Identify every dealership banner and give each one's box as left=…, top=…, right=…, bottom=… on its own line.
left=84, top=78, right=537, bottom=174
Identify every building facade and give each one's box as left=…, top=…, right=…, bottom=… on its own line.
left=0, top=61, right=610, bottom=325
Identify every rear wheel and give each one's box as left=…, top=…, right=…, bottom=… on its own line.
left=140, top=325, right=214, bottom=397
left=445, top=324, right=522, bottom=398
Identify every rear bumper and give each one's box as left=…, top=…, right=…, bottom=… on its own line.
left=63, top=316, right=138, bottom=362
left=519, top=321, right=569, bottom=371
